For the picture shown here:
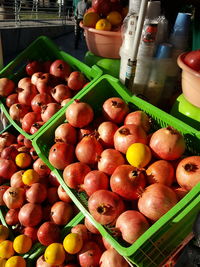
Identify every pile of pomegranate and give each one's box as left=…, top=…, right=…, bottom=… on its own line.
left=48, top=96, right=200, bottom=246
left=36, top=220, right=130, bottom=267
left=0, top=129, right=80, bottom=248
left=0, top=59, right=88, bottom=135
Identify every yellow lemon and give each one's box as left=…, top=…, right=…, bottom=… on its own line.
left=22, top=169, right=39, bottom=185
left=83, top=12, right=100, bottom=28
left=126, top=143, right=152, bottom=168
left=107, top=11, right=122, bottom=26
left=95, top=19, right=112, bottom=31
left=0, top=240, right=14, bottom=259
left=63, top=233, right=83, bottom=254
left=0, top=225, right=9, bottom=243
left=44, top=243, right=65, bottom=265
left=13, top=234, right=32, bottom=254
left=0, top=258, right=6, bottom=267
left=5, top=256, right=26, bottom=267
left=15, top=153, right=32, bottom=168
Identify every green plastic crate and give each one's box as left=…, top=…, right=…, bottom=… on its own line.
left=32, top=74, right=200, bottom=267
left=0, top=35, right=102, bottom=140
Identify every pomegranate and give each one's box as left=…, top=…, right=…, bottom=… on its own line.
left=99, top=248, right=129, bottom=267
left=30, top=122, right=45, bottom=134
left=26, top=183, right=47, bottom=203
left=0, top=77, right=15, bottom=96
left=50, top=59, right=71, bottom=79
left=47, top=187, right=60, bottom=205
left=49, top=142, right=74, bottom=170
left=26, top=60, right=43, bottom=76
left=37, top=221, right=61, bottom=246
left=54, top=123, right=77, bottom=144
left=41, top=103, right=61, bottom=123
left=98, top=148, right=125, bottom=175
left=18, top=83, right=38, bottom=105
left=17, top=134, right=25, bottom=145
left=146, top=160, right=175, bottom=186
left=18, top=203, right=43, bottom=227
left=115, top=210, right=149, bottom=244
left=9, top=103, right=30, bottom=121
left=77, top=241, right=102, bottom=267
left=176, top=156, right=200, bottom=191
left=0, top=132, right=16, bottom=150
left=97, top=121, right=118, bottom=148
left=61, top=98, right=72, bottom=107
left=138, top=183, right=178, bottom=221
left=42, top=60, right=52, bottom=73
left=23, top=226, right=38, bottom=243
left=1, top=145, right=18, bottom=161
left=83, top=170, right=109, bottom=196
left=18, top=77, right=31, bottom=88
left=84, top=217, right=100, bottom=234
left=67, top=71, right=87, bottom=91
left=49, top=171, right=60, bottom=187
left=10, top=170, right=25, bottom=188
left=33, top=158, right=51, bottom=176
left=0, top=158, right=17, bottom=179
left=57, top=185, right=72, bottom=203
left=92, top=0, right=112, bottom=16
left=65, top=100, right=94, bottom=128
left=31, top=72, right=43, bottom=85
left=5, top=209, right=19, bottom=226
left=75, top=135, right=103, bottom=165
left=110, top=165, right=146, bottom=200
left=21, top=112, right=41, bottom=133
left=6, top=93, right=18, bottom=108
left=124, top=110, right=151, bottom=132
left=149, top=126, right=186, bottom=160
left=50, top=201, right=73, bottom=225
left=102, top=97, right=129, bottom=124
left=36, top=255, right=58, bottom=267
left=36, top=73, right=55, bottom=94
left=30, top=147, right=39, bottom=161
left=173, top=186, right=188, bottom=200
left=114, top=124, right=147, bottom=154
left=51, top=84, right=72, bottom=103
left=88, top=190, right=125, bottom=225
left=31, top=93, right=53, bottom=113
left=0, top=185, right=9, bottom=205
left=78, top=126, right=95, bottom=142
left=3, top=187, right=25, bottom=209
left=63, top=162, right=91, bottom=190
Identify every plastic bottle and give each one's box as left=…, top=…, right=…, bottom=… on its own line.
left=119, top=14, right=138, bottom=83
left=131, top=1, right=161, bottom=95
left=144, top=43, right=172, bottom=105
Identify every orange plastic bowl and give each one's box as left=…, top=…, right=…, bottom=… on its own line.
left=177, top=52, right=200, bottom=108
left=80, top=21, right=122, bottom=59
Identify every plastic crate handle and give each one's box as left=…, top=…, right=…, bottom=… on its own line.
left=172, top=194, right=200, bottom=224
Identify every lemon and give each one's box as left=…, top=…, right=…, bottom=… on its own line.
left=44, top=243, right=65, bottom=265
left=15, top=153, right=32, bottom=168
left=95, top=19, right=112, bottom=31
left=107, top=11, right=122, bottom=26
left=13, top=234, right=32, bottom=254
left=126, top=143, right=152, bottom=168
left=0, top=225, right=9, bottom=243
left=63, top=233, right=83, bottom=254
left=5, top=256, right=26, bottom=267
left=0, top=240, right=14, bottom=259
left=22, top=169, right=39, bottom=185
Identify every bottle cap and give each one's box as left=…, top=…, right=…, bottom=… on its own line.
left=173, top=12, right=191, bottom=34
left=155, top=43, right=173, bottom=59
left=146, top=1, right=161, bottom=20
